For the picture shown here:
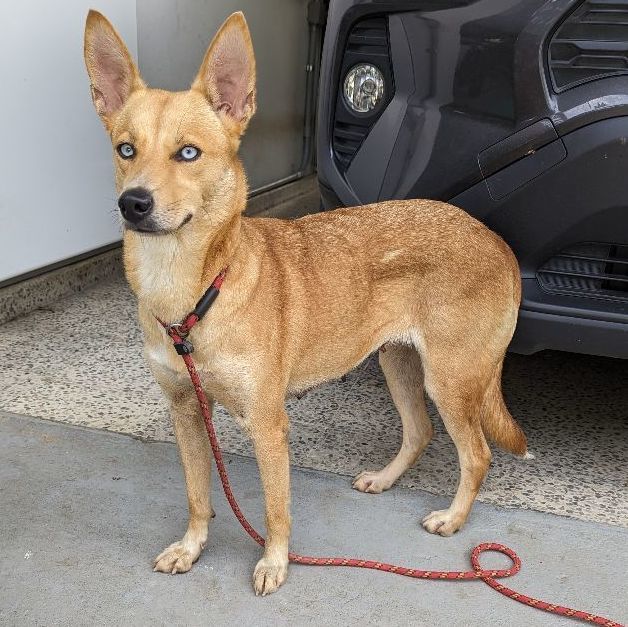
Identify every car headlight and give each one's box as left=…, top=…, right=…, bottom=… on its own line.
left=343, top=63, right=385, bottom=114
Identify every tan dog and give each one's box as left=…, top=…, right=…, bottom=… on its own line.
left=84, top=10, right=528, bottom=596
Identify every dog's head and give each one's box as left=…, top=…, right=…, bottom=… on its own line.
left=84, top=10, right=255, bottom=235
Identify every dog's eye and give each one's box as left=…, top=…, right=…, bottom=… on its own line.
left=117, top=143, right=135, bottom=159
left=175, top=145, right=201, bottom=162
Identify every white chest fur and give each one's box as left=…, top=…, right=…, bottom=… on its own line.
left=134, top=237, right=180, bottom=299
left=145, top=342, right=178, bottom=372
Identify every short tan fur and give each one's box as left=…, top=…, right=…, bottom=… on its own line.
left=84, top=10, right=527, bottom=596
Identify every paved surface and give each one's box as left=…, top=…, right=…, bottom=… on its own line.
left=1, top=413, right=626, bottom=627
left=0, top=275, right=626, bottom=526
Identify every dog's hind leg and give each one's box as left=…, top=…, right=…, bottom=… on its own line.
left=353, top=344, right=433, bottom=494
left=421, top=375, right=491, bottom=537
left=153, top=392, right=213, bottom=574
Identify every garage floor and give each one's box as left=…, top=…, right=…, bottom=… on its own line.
left=1, top=412, right=626, bottom=626
left=0, top=272, right=626, bottom=625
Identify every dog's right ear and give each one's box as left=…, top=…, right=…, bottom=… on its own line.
left=83, top=10, right=144, bottom=129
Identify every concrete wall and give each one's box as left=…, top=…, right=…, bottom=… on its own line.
left=136, top=0, right=309, bottom=190
left=0, top=0, right=136, bottom=283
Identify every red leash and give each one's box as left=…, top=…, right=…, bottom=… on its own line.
left=160, top=270, right=623, bottom=627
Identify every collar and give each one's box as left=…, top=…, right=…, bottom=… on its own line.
left=157, top=267, right=228, bottom=355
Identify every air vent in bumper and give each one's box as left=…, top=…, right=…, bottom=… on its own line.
left=549, top=1, right=628, bottom=92
left=332, top=121, right=371, bottom=170
left=538, top=242, right=628, bottom=301
left=332, top=17, right=393, bottom=171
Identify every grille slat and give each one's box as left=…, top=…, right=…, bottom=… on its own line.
left=333, top=127, right=368, bottom=141
left=549, top=1, right=628, bottom=92
left=538, top=242, right=628, bottom=301
left=540, top=268, right=628, bottom=283
left=332, top=121, right=372, bottom=168
left=558, top=252, right=628, bottom=266
left=347, top=24, right=388, bottom=52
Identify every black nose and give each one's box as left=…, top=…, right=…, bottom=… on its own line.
left=118, top=187, right=154, bottom=224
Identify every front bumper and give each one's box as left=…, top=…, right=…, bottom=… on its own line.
left=512, top=309, right=628, bottom=358
left=511, top=280, right=628, bottom=357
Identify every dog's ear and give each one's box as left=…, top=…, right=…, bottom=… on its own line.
left=83, top=10, right=144, bottom=129
left=192, top=12, right=257, bottom=138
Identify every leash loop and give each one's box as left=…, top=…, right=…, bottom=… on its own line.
left=470, top=543, right=521, bottom=576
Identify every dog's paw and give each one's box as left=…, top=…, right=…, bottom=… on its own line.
left=352, top=469, right=393, bottom=494
left=253, top=555, right=288, bottom=596
left=153, top=539, right=204, bottom=574
left=421, top=509, right=464, bottom=537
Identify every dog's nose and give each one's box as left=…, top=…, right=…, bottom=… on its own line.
left=118, top=187, right=154, bottom=223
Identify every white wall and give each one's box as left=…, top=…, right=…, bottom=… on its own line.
left=0, top=1, right=137, bottom=283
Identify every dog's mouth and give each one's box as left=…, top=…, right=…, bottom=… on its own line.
left=125, top=213, right=193, bottom=235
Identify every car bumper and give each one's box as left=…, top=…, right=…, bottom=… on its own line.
left=511, top=280, right=628, bottom=357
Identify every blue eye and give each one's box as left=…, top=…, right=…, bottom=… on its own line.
left=176, top=145, right=201, bottom=162
left=117, top=143, right=135, bottom=159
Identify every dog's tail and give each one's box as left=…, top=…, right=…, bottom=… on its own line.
left=479, top=361, right=528, bottom=456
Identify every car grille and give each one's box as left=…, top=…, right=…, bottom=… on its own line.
left=548, top=0, right=628, bottom=92
left=538, top=242, right=628, bottom=301
left=332, top=17, right=392, bottom=171
left=333, top=120, right=371, bottom=170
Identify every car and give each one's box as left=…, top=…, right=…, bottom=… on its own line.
left=316, top=0, right=628, bottom=358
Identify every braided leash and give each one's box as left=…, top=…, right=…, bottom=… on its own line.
left=161, top=272, right=623, bottom=626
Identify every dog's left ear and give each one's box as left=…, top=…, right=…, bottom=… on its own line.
left=192, top=12, right=256, bottom=138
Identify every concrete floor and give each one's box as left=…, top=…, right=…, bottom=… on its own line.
left=1, top=412, right=626, bottom=627
left=1, top=275, right=626, bottom=526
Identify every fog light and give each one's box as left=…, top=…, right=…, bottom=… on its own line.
left=343, top=64, right=385, bottom=113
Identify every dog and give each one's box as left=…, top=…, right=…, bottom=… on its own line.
left=83, top=10, right=528, bottom=596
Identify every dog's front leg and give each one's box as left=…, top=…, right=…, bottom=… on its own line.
left=250, top=408, right=291, bottom=596
left=153, top=392, right=213, bottom=574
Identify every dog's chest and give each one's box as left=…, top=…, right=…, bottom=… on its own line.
left=145, top=342, right=180, bottom=373
left=144, top=338, right=255, bottom=427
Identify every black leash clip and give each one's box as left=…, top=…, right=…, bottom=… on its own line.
left=166, top=323, right=194, bottom=355
left=173, top=337, right=194, bottom=355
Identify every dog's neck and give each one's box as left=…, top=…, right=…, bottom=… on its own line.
left=124, top=207, right=244, bottom=324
